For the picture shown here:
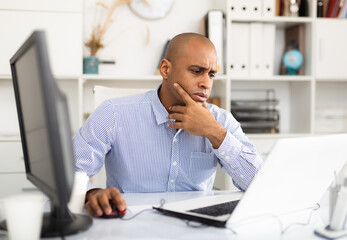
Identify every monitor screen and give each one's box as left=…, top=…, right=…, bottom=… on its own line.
left=0, top=31, right=92, bottom=237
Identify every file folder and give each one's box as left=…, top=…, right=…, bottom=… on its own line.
left=230, top=0, right=251, bottom=18
left=250, top=23, right=263, bottom=76
left=205, top=10, right=225, bottom=74
left=262, top=0, right=276, bottom=17
left=250, top=0, right=263, bottom=17
left=262, top=23, right=275, bottom=76
left=230, top=23, right=250, bottom=77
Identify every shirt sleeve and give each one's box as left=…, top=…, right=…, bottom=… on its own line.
left=73, top=100, right=115, bottom=182
left=212, top=110, right=264, bottom=191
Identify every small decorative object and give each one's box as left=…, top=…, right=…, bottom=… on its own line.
left=85, top=0, right=131, bottom=57
left=282, top=49, right=303, bottom=75
left=282, top=0, right=301, bottom=16
left=83, top=56, right=99, bottom=74
left=84, top=0, right=132, bottom=74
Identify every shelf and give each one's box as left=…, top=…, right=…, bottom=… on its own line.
left=316, top=78, right=347, bottom=82
left=230, top=75, right=314, bottom=82
left=230, top=16, right=314, bottom=27
left=0, top=136, right=20, bottom=142
left=82, top=74, right=227, bottom=82
left=246, top=133, right=311, bottom=139
left=0, top=74, right=11, bottom=80
left=0, top=74, right=79, bottom=81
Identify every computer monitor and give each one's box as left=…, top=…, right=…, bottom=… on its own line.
left=1, top=31, right=92, bottom=237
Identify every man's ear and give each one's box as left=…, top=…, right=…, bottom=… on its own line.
left=159, top=58, right=171, bottom=80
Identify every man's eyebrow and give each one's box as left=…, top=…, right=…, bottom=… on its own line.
left=189, top=65, right=217, bottom=74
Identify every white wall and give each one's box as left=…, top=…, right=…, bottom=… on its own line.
left=83, top=0, right=215, bottom=75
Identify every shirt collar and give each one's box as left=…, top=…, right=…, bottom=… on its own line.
left=151, top=84, right=170, bottom=125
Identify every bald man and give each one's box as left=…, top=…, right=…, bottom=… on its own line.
left=73, top=33, right=263, bottom=217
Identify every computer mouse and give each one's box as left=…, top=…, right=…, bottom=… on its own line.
left=99, top=201, right=126, bottom=219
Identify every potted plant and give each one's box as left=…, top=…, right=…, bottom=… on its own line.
left=83, top=0, right=131, bottom=74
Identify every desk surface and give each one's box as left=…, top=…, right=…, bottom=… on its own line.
left=0, top=190, right=331, bottom=240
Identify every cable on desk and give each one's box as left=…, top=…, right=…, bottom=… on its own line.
left=120, top=198, right=166, bottom=221
left=279, top=203, right=320, bottom=235
left=225, top=203, right=320, bottom=236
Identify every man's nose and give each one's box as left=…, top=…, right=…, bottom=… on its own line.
left=198, top=74, right=212, bottom=89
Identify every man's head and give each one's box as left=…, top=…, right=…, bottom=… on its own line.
left=159, top=32, right=217, bottom=110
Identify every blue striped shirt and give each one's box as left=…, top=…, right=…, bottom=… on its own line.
left=73, top=85, right=263, bottom=193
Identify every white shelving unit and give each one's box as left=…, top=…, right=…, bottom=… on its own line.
left=1, top=0, right=347, bottom=194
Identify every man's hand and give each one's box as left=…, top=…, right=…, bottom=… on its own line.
left=85, top=187, right=127, bottom=217
left=167, top=83, right=227, bottom=149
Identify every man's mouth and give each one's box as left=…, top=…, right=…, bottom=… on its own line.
left=192, top=92, right=208, bottom=102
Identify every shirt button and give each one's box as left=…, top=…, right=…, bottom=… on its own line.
left=240, top=174, right=244, bottom=179
left=221, top=151, right=225, bottom=156
left=225, top=156, right=230, bottom=160
left=173, top=138, right=178, bottom=142
left=173, top=161, right=177, bottom=166
left=170, top=179, right=174, bottom=183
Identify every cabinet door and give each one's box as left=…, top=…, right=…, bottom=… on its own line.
left=0, top=174, right=37, bottom=199
left=316, top=19, right=347, bottom=79
left=0, top=141, right=25, bottom=173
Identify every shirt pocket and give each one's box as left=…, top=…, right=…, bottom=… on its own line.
left=189, top=152, right=217, bottom=185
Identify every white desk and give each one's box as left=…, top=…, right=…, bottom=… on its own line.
left=0, top=190, right=333, bottom=240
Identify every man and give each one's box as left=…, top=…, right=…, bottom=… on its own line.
left=73, top=33, right=263, bottom=217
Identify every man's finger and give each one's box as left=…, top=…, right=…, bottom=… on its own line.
left=168, top=122, right=183, bottom=129
left=98, top=194, right=112, bottom=215
left=167, top=113, right=184, bottom=121
left=173, top=83, right=194, bottom=105
left=110, top=188, right=127, bottom=211
left=87, top=195, right=103, bottom=217
left=169, top=105, right=185, bottom=113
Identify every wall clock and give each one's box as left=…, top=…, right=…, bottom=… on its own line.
left=129, top=0, right=174, bottom=20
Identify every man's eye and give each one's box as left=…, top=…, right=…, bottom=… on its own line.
left=191, top=69, right=200, bottom=74
left=209, top=73, right=216, bottom=78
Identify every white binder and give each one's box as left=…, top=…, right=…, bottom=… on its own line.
left=230, top=23, right=250, bottom=77
left=262, top=23, right=275, bottom=76
left=250, top=23, right=263, bottom=76
left=262, top=0, right=276, bottom=17
left=249, top=0, right=263, bottom=17
left=206, top=10, right=225, bottom=74
left=229, top=0, right=251, bottom=18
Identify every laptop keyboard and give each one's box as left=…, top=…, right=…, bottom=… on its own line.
left=188, top=200, right=240, bottom=217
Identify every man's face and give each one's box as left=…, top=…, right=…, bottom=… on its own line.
left=166, top=40, right=217, bottom=106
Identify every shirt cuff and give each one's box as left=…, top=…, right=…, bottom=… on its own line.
left=213, top=131, right=243, bottom=168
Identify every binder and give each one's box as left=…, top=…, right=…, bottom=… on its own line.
left=326, top=0, right=339, bottom=17
left=262, top=23, right=275, bottom=76
left=230, top=0, right=251, bottom=18
left=250, top=23, right=263, bottom=76
left=338, top=0, right=347, bottom=18
left=249, top=0, right=263, bottom=17
left=262, top=0, right=276, bottom=17
left=229, top=23, right=250, bottom=77
left=204, top=10, right=225, bottom=74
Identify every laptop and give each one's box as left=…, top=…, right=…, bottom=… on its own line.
left=153, top=134, right=347, bottom=227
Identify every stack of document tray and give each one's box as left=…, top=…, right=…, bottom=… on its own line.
left=231, top=89, right=279, bottom=134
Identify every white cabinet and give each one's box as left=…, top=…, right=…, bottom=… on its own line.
left=316, top=19, right=347, bottom=80
left=0, top=140, right=37, bottom=198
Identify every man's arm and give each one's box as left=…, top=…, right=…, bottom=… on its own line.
left=167, top=83, right=263, bottom=190
left=74, top=100, right=127, bottom=216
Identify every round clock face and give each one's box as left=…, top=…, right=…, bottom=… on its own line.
left=129, top=0, right=174, bottom=20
